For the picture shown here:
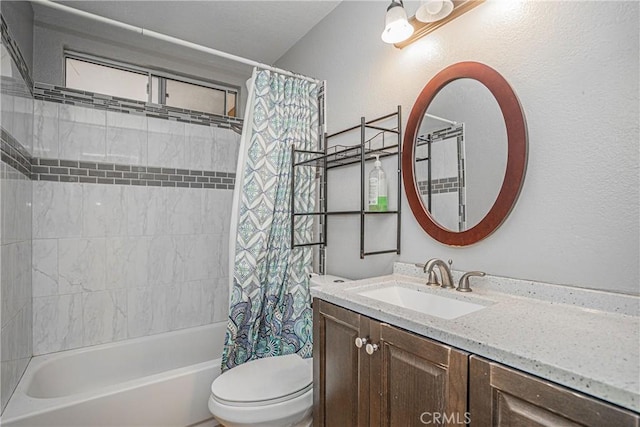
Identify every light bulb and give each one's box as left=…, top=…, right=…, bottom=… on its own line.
left=381, top=1, right=414, bottom=44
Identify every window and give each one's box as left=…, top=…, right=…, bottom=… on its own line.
left=165, top=78, right=226, bottom=116
left=66, top=57, right=149, bottom=102
left=64, top=52, right=239, bottom=117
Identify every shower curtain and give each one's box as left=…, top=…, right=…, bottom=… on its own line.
left=221, top=68, right=319, bottom=371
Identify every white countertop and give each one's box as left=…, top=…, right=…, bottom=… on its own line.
left=311, top=272, right=640, bottom=412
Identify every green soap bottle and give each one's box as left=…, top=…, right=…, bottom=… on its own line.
left=368, top=155, right=388, bottom=212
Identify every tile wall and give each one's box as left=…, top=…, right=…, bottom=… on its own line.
left=1, top=31, right=33, bottom=411
left=0, top=12, right=243, bottom=412
left=31, top=101, right=239, bottom=355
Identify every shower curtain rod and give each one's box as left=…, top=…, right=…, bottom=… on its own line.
left=32, top=0, right=321, bottom=84
left=425, top=113, right=458, bottom=126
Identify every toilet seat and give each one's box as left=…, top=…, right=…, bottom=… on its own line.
left=211, top=354, right=312, bottom=407
left=212, top=382, right=312, bottom=407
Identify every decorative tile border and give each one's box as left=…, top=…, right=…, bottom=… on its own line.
left=31, top=158, right=235, bottom=189
left=1, top=126, right=236, bottom=189
left=1, top=127, right=32, bottom=178
left=417, top=176, right=460, bottom=195
left=34, top=83, right=244, bottom=133
left=0, top=15, right=34, bottom=94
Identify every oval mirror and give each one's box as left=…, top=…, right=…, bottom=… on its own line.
left=403, top=62, right=527, bottom=246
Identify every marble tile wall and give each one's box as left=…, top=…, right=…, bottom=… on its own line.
left=1, top=164, right=32, bottom=411
left=33, top=101, right=240, bottom=172
left=31, top=100, right=239, bottom=355
left=0, top=36, right=33, bottom=411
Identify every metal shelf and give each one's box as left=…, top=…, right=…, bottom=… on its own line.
left=293, top=210, right=400, bottom=216
left=293, top=141, right=399, bottom=170
left=291, top=106, right=402, bottom=260
left=293, top=210, right=361, bottom=216
left=364, top=210, right=400, bottom=214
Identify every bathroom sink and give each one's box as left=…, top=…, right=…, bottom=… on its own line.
left=357, top=285, right=486, bottom=320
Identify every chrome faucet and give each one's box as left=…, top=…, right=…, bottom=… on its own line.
left=423, top=258, right=455, bottom=289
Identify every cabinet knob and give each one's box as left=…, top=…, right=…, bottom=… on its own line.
left=355, top=337, right=368, bottom=348
left=365, top=343, right=379, bottom=355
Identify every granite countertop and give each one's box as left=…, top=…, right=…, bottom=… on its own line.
left=311, top=272, right=640, bottom=412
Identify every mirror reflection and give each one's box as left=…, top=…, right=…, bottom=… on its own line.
left=414, top=78, right=508, bottom=231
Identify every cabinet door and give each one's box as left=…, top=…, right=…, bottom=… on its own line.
left=469, top=356, right=640, bottom=427
left=370, top=322, right=469, bottom=427
left=313, top=299, right=371, bottom=427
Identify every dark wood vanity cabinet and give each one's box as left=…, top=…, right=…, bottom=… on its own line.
left=469, top=356, right=640, bottom=427
left=313, top=299, right=468, bottom=427
left=313, top=298, right=640, bottom=427
left=371, top=320, right=469, bottom=426
left=313, top=298, right=371, bottom=426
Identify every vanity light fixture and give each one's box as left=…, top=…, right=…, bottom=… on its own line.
left=381, top=0, right=414, bottom=44
left=416, top=0, right=454, bottom=23
left=393, top=0, right=485, bottom=49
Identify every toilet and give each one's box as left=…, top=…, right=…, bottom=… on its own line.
left=208, top=274, right=349, bottom=427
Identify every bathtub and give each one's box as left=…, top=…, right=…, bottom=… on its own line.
left=1, top=322, right=227, bottom=427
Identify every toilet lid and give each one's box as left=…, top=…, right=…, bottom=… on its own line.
left=211, top=354, right=312, bottom=407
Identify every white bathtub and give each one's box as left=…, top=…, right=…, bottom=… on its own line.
left=1, top=322, right=227, bottom=427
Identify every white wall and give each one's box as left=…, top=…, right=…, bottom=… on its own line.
left=277, top=1, right=640, bottom=294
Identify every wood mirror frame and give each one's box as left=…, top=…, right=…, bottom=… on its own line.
left=402, top=61, right=527, bottom=246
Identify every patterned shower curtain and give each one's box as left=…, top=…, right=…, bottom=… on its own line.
left=221, top=69, right=319, bottom=371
